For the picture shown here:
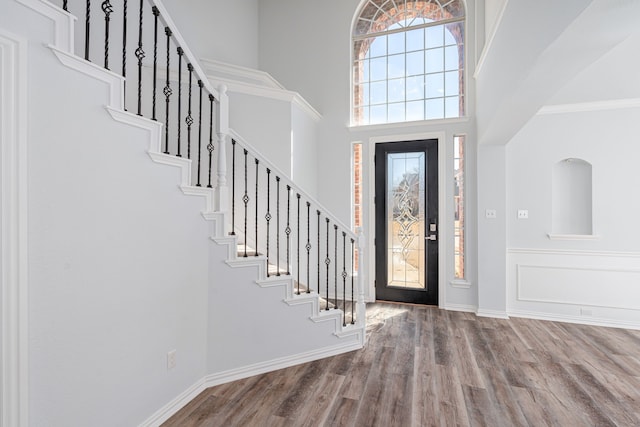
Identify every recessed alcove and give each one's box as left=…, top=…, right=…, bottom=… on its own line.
left=550, top=158, right=595, bottom=238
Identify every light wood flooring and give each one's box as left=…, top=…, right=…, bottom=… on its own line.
left=162, top=302, right=640, bottom=426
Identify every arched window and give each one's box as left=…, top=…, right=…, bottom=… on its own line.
left=352, top=0, right=465, bottom=125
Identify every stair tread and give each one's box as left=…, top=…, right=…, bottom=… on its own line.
left=235, top=243, right=356, bottom=324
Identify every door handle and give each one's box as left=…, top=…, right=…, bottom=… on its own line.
left=426, top=234, right=437, bottom=241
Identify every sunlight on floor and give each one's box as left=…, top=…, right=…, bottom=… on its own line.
left=365, top=303, right=408, bottom=334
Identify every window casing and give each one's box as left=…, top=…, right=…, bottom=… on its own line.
left=353, top=0, right=465, bottom=125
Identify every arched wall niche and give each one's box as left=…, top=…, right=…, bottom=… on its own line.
left=551, top=157, right=593, bottom=236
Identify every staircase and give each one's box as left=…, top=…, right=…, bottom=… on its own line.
left=3, top=0, right=366, bottom=425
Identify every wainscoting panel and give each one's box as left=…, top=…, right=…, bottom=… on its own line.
left=507, top=249, right=640, bottom=329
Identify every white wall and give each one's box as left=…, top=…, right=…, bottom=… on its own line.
left=291, top=103, right=319, bottom=196
left=161, top=0, right=259, bottom=68
left=2, top=2, right=213, bottom=424
left=229, top=92, right=293, bottom=176
left=476, top=145, right=507, bottom=316
left=504, top=21, right=640, bottom=327
left=257, top=0, right=480, bottom=309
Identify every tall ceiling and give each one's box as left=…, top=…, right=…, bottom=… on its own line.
left=475, top=0, right=640, bottom=145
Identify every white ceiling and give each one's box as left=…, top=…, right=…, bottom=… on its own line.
left=475, top=0, right=640, bottom=145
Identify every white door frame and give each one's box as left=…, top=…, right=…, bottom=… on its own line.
left=366, top=131, right=447, bottom=307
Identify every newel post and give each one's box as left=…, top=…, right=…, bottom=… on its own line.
left=215, top=84, right=229, bottom=213
left=356, top=227, right=366, bottom=329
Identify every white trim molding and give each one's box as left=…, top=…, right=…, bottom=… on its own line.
left=473, top=0, right=509, bottom=79
left=476, top=309, right=509, bottom=319
left=507, top=248, right=640, bottom=329
left=547, top=233, right=600, bottom=241
left=200, top=59, right=322, bottom=123
left=537, top=98, right=640, bottom=115
left=450, top=279, right=472, bottom=289
left=1, top=29, right=29, bottom=427
left=365, top=131, right=448, bottom=307
left=139, top=341, right=363, bottom=427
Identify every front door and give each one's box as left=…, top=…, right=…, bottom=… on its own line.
left=375, top=140, right=438, bottom=305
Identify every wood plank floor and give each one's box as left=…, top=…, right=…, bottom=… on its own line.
left=162, top=302, right=640, bottom=426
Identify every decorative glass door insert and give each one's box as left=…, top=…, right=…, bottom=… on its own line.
left=387, top=152, right=426, bottom=289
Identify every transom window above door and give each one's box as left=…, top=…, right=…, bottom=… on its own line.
left=352, top=0, right=465, bottom=125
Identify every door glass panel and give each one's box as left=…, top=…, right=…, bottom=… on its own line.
left=387, top=152, right=426, bottom=289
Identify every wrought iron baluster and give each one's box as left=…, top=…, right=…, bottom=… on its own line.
left=342, top=231, right=347, bottom=327
left=85, top=0, right=91, bottom=61
left=176, top=48, right=183, bottom=157
left=186, top=64, right=194, bottom=159
left=296, top=194, right=301, bottom=294
left=63, top=0, right=68, bottom=11
left=151, top=7, right=159, bottom=120
left=122, top=0, right=127, bottom=108
left=255, top=159, right=259, bottom=256
left=334, top=225, right=338, bottom=310
left=265, top=169, right=272, bottom=276
left=135, top=0, right=145, bottom=116
left=207, top=94, right=214, bottom=188
left=230, top=139, right=236, bottom=235
left=276, top=176, right=281, bottom=276
left=242, top=149, right=249, bottom=257
left=101, top=1, right=113, bottom=69
left=162, top=27, right=172, bottom=154
left=316, top=210, right=320, bottom=295
left=325, top=218, right=330, bottom=310
left=306, top=202, right=311, bottom=294
left=285, top=185, right=291, bottom=275
left=196, top=80, right=204, bottom=186
left=351, top=238, right=355, bottom=324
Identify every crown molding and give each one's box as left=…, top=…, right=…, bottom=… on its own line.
left=200, top=59, right=322, bottom=123
left=537, top=98, right=640, bottom=115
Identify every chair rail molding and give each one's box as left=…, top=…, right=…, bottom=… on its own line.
left=0, top=29, right=29, bottom=427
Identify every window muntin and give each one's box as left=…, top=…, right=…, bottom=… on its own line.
left=353, top=0, right=465, bottom=125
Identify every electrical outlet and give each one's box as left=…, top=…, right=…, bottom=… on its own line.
left=517, top=209, right=528, bottom=219
left=485, top=209, right=497, bottom=219
left=167, top=350, right=177, bottom=370
left=580, top=308, right=592, bottom=316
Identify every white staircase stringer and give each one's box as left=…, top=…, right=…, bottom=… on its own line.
left=212, top=236, right=240, bottom=260
left=105, top=108, right=226, bottom=232
left=17, top=0, right=74, bottom=52
left=203, top=212, right=226, bottom=238
left=224, top=256, right=268, bottom=280
left=50, top=46, right=124, bottom=110
left=212, top=238, right=363, bottom=339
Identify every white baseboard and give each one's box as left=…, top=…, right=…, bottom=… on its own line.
left=138, top=340, right=363, bottom=426
left=508, top=309, right=640, bottom=331
left=443, top=303, right=477, bottom=313
left=203, top=340, right=362, bottom=387
left=138, top=379, right=207, bottom=427
left=476, top=309, right=510, bottom=319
